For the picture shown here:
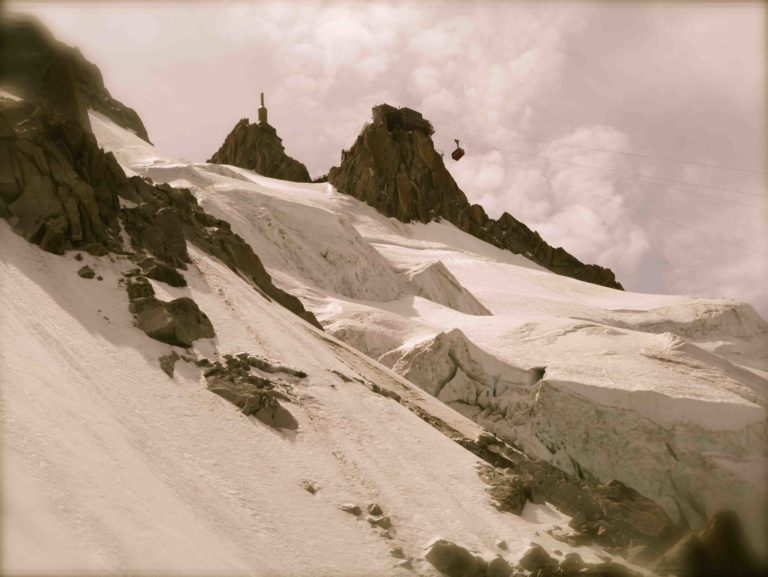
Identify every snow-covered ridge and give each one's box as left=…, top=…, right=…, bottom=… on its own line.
left=87, top=111, right=767, bottom=549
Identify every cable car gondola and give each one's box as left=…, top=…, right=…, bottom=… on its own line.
left=451, top=139, right=465, bottom=161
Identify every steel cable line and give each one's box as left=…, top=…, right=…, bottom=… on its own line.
left=501, top=148, right=766, bottom=209
left=432, top=122, right=768, bottom=199
left=498, top=133, right=767, bottom=177
left=545, top=181, right=768, bottom=257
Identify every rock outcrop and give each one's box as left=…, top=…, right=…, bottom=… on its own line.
left=328, top=104, right=622, bottom=289
left=2, top=15, right=150, bottom=142
left=0, top=21, right=320, bottom=328
left=425, top=540, right=487, bottom=577
left=0, top=96, right=128, bottom=255
left=125, top=275, right=215, bottom=347
left=208, top=116, right=311, bottom=182
left=118, top=177, right=321, bottom=328
left=424, top=539, right=645, bottom=577
left=202, top=352, right=302, bottom=430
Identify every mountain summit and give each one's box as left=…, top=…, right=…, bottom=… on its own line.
left=208, top=93, right=311, bottom=182
left=1, top=16, right=150, bottom=142
left=328, top=104, right=622, bottom=289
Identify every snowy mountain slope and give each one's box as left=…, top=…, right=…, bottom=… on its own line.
left=2, top=219, right=628, bottom=575
left=87, top=110, right=768, bottom=551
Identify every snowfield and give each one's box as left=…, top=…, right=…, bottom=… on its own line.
left=88, top=110, right=768, bottom=549
left=2, top=110, right=765, bottom=573
left=1, top=220, right=611, bottom=575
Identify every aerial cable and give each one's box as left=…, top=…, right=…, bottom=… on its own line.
left=553, top=183, right=768, bottom=257
left=433, top=122, right=768, bottom=198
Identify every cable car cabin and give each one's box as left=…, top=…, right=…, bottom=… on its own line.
left=451, top=139, right=465, bottom=161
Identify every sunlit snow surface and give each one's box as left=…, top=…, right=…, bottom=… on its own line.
left=3, top=111, right=764, bottom=572
left=1, top=112, right=621, bottom=576
left=89, top=110, right=767, bottom=542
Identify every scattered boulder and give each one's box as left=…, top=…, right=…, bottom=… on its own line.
left=425, top=540, right=486, bottom=577
left=246, top=353, right=307, bottom=378
left=339, top=503, right=361, bottom=516
left=367, top=503, right=383, bottom=516
left=136, top=296, right=214, bottom=348
left=203, top=356, right=299, bottom=431
left=390, top=546, right=406, bottom=559
left=518, top=544, right=558, bottom=573
left=366, top=515, right=392, bottom=530
left=488, top=474, right=530, bottom=515
left=137, top=256, right=186, bottom=287
left=302, top=480, right=317, bottom=495
left=77, top=265, right=95, bottom=279
left=560, top=552, right=586, bottom=574
left=125, top=275, right=214, bottom=347
left=159, top=351, right=180, bottom=377
left=487, top=556, right=513, bottom=577
left=208, top=379, right=298, bottom=430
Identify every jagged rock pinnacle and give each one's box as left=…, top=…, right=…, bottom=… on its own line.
left=328, top=103, right=623, bottom=289
left=208, top=101, right=311, bottom=182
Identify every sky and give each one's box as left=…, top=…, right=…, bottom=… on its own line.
left=10, top=1, right=768, bottom=315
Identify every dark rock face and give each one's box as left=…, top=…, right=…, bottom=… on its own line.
left=518, top=544, right=558, bottom=573
left=159, top=351, right=180, bottom=377
left=486, top=556, right=513, bottom=577
left=468, top=435, right=682, bottom=561
left=328, top=104, right=622, bottom=289
left=486, top=473, right=530, bottom=515
left=1, top=96, right=319, bottom=329
left=136, top=256, right=187, bottom=287
left=136, top=297, right=215, bottom=348
left=119, top=178, right=320, bottom=329
left=208, top=118, right=311, bottom=182
left=202, top=352, right=301, bottom=430
left=2, top=16, right=150, bottom=141
left=1, top=98, right=130, bottom=256
left=425, top=540, right=486, bottom=577
left=77, top=265, right=95, bottom=279
left=126, top=276, right=215, bottom=347
left=655, top=510, right=764, bottom=577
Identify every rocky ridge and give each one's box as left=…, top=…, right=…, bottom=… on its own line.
left=2, top=16, right=150, bottom=141
left=0, top=17, right=320, bottom=332
left=208, top=117, right=312, bottom=182
left=328, top=104, right=622, bottom=289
